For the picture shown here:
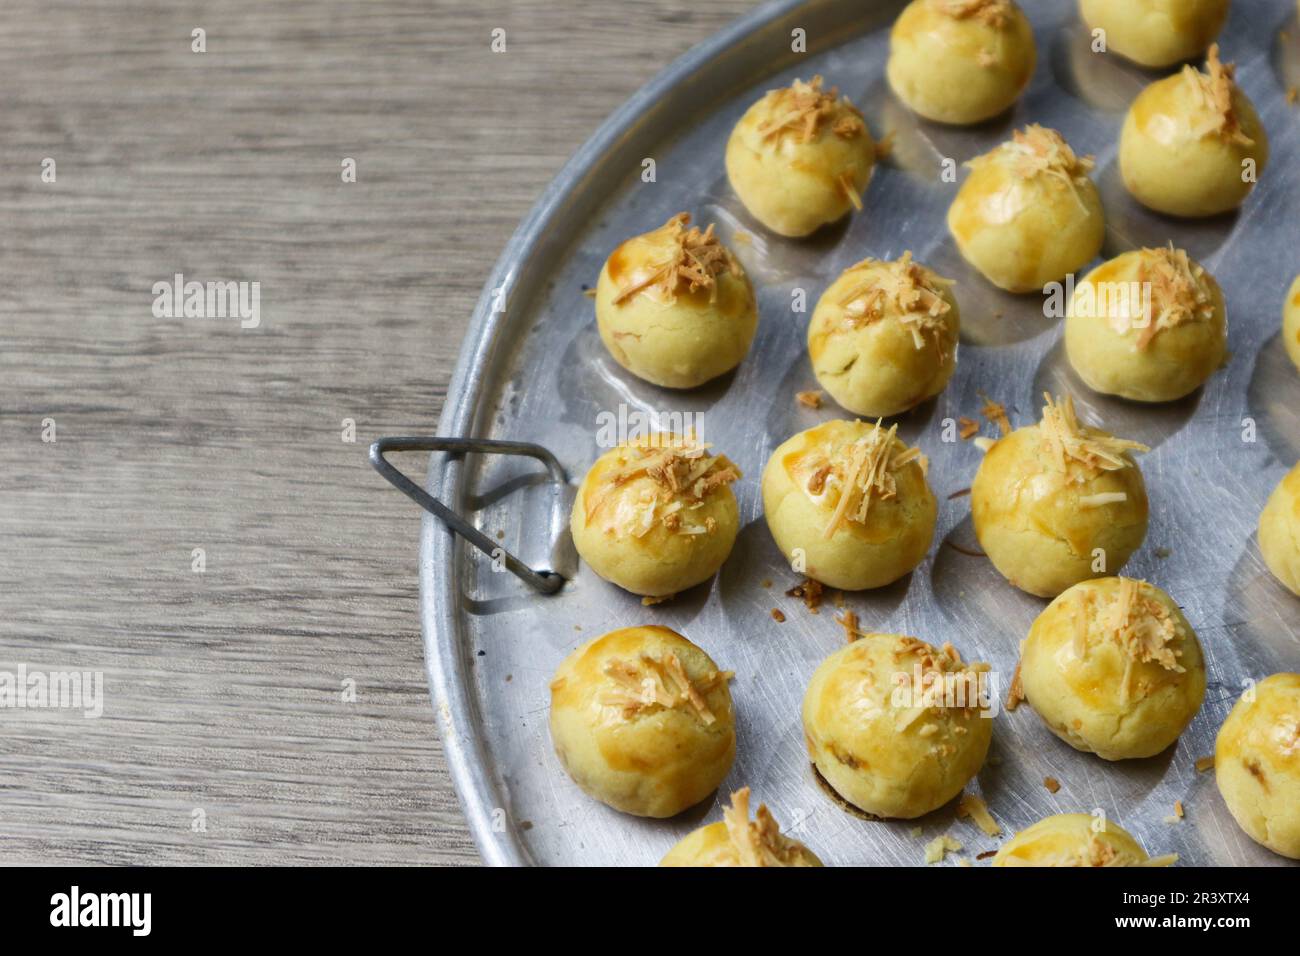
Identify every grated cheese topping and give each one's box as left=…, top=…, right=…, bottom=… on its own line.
left=1115, top=245, right=1215, bottom=349
left=837, top=253, right=954, bottom=349
left=585, top=433, right=740, bottom=538
left=722, top=787, right=813, bottom=866
left=981, top=125, right=1095, bottom=212
left=757, top=76, right=866, bottom=145
left=600, top=652, right=732, bottom=725
left=939, top=0, right=1014, bottom=28
left=612, top=213, right=740, bottom=306
left=1100, top=578, right=1187, bottom=704
left=1180, top=44, right=1254, bottom=146
left=804, top=420, right=928, bottom=538
left=1036, top=393, right=1149, bottom=483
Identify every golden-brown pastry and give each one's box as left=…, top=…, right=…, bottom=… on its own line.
left=1080, top=0, right=1230, bottom=69
left=971, top=394, right=1150, bottom=597
left=993, top=813, right=1177, bottom=866
left=808, top=253, right=960, bottom=417
left=594, top=213, right=757, bottom=388
left=803, top=634, right=992, bottom=819
left=887, top=0, right=1036, bottom=125
left=1259, top=463, right=1300, bottom=596
left=1065, top=246, right=1227, bottom=402
left=1283, top=276, right=1300, bottom=374
left=1119, top=45, right=1268, bottom=217
left=1013, top=577, right=1206, bottom=760
left=947, top=125, right=1104, bottom=293
left=725, top=76, right=876, bottom=237
left=570, top=433, right=740, bottom=598
left=762, top=419, right=936, bottom=590
left=1214, top=673, right=1300, bottom=859
left=659, top=787, right=823, bottom=866
left=550, top=625, right=735, bottom=818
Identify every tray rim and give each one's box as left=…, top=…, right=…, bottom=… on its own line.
left=419, top=0, right=809, bottom=866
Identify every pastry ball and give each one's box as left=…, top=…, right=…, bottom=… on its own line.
left=725, top=75, right=876, bottom=237
left=947, top=125, right=1104, bottom=293
left=1080, top=0, right=1229, bottom=69
left=762, top=419, right=937, bottom=590
left=1119, top=45, right=1268, bottom=217
left=1215, top=673, right=1300, bottom=859
left=1065, top=246, right=1227, bottom=402
left=549, top=625, right=735, bottom=818
left=886, top=0, right=1036, bottom=125
left=1013, top=577, right=1206, bottom=760
left=993, top=813, right=1175, bottom=866
left=571, top=434, right=740, bottom=598
left=803, top=634, right=992, bottom=819
left=659, top=787, right=823, bottom=867
left=1283, top=276, right=1300, bottom=374
left=594, top=213, right=757, bottom=388
left=972, top=394, right=1150, bottom=597
left=808, top=253, right=960, bottom=417
left=1259, top=463, right=1300, bottom=596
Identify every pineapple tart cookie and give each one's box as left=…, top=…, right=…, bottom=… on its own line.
left=659, top=787, right=824, bottom=867
left=1259, top=463, right=1300, bottom=597
left=1065, top=245, right=1227, bottom=402
left=1283, top=275, right=1300, bottom=374
left=993, top=813, right=1177, bottom=866
left=947, top=125, right=1104, bottom=293
left=725, top=75, right=876, bottom=237
left=971, top=394, right=1150, bottom=598
left=803, top=634, right=992, bottom=819
left=549, top=626, right=735, bottom=818
left=762, top=419, right=937, bottom=590
left=1215, top=673, right=1300, bottom=859
left=570, top=433, right=740, bottom=598
left=886, top=0, right=1036, bottom=125
left=595, top=213, right=758, bottom=389
left=808, top=253, right=961, bottom=418
left=1120, top=45, right=1268, bottom=217
left=1011, top=577, right=1206, bottom=760
left=1080, top=0, right=1230, bottom=69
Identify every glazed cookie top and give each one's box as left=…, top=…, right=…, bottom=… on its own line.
left=1085, top=246, right=1217, bottom=349
left=735, top=76, right=872, bottom=205
left=1170, top=45, right=1255, bottom=147
left=808, top=634, right=992, bottom=748
left=1218, top=673, right=1300, bottom=778
left=819, top=252, right=956, bottom=350
left=752, top=75, right=868, bottom=147
left=782, top=419, right=930, bottom=539
left=931, top=0, right=1018, bottom=28
left=995, top=814, right=1176, bottom=867
left=1010, top=578, right=1194, bottom=711
left=974, top=124, right=1093, bottom=191
left=551, top=626, right=734, bottom=729
left=579, top=434, right=741, bottom=542
left=607, top=213, right=743, bottom=308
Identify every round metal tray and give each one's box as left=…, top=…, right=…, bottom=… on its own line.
left=415, top=0, right=1300, bottom=865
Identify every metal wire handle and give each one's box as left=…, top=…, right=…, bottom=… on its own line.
left=370, top=436, right=567, bottom=594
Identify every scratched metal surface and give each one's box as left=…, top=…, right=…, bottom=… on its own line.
left=421, top=0, right=1300, bottom=865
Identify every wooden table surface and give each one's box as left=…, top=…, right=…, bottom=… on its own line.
left=0, top=0, right=756, bottom=865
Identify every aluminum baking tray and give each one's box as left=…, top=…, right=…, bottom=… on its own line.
left=395, top=0, right=1300, bottom=866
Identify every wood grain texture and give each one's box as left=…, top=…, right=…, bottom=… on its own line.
left=0, top=0, right=757, bottom=864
